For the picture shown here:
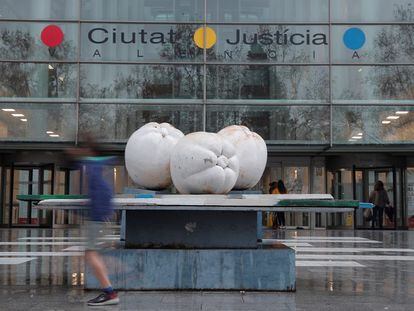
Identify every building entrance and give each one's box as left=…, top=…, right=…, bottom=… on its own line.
left=2, top=165, right=54, bottom=227
left=353, top=167, right=398, bottom=230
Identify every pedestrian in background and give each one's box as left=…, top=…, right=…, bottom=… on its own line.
left=268, top=182, right=278, bottom=228
left=369, top=180, right=390, bottom=229
left=270, top=180, right=287, bottom=229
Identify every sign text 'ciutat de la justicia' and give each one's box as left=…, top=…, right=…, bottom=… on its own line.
left=41, top=24, right=367, bottom=61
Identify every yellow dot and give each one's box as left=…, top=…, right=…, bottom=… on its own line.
left=193, top=26, right=217, bottom=49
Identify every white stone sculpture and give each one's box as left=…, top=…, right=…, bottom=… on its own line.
left=125, top=122, right=184, bottom=190
left=218, top=125, right=267, bottom=190
left=170, top=132, right=240, bottom=194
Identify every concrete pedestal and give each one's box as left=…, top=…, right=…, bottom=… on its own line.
left=85, top=244, right=295, bottom=291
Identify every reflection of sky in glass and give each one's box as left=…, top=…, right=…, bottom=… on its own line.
left=207, top=0, right=329, bottom=23
left=0, top=0, right=78, bottom=19
left=81, top=0, right=204, bottom=22
left=332, top=0, right=414, bottom=22
left=332, top=66, right=414, bottom=101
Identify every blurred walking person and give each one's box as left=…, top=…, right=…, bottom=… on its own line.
left=66, top=139, right=119, bottom=306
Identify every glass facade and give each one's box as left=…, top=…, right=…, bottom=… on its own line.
left=1, top=1, right=414, bottom=229
left=0, top=0, right=413, bottom=145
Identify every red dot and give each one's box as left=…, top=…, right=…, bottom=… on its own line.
left=41, top=25, right=64, bottom=48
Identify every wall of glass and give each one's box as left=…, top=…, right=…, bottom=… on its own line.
left=0, top=0, right=414, bottom=146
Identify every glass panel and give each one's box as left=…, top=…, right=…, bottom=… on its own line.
left=284, top=166, right=309, bottom=194
left=70, top=170, right=81, bottom=194
left=261, top=163, right=283, bottom=194
left=0, top=103, right=77, bottom=141
left=0, top=63, right=77, bottom=99
left=207, top=25, right=329, bottom=64
left=2, top=168, right=10, bottom=225
left=0, top=0, right=79, bottom=20
left=82, top=0, right=204, bottom=22
left=406, top=168, right=414, bottom=229
left=57, top=170, right=66, bottom=195
left=377, top=170, right=395, bottom=228
left=332, top=25, right=414, bottom=64
left=80, top=64, right=203, bottom=100
left=332, top=66, right=414, bottom=102
left=354, top=170, right=366, bottom=228
left=207, top=0, right=329, bottom=23
left=81, top=23, right=203, bottom=62
left=79, top=104, right=203, bottom=141
left=396, top=169, right=402, bottom=227
left=31, top=169, right=39, bottom=221
left=340, top=170, right=354, bottom=199
left=206, top=105, right=330, bottom=143
left=284, top=165, right=310, bottom=228
left=0, top=167, right=2, bottom=224
left=207, top=66, right=329, bottom=101
left=14, top=170, right=29, bottom=224
left=43, top=169, right=52, bottom=194
left=0, top=22, right=78, bottom=60
left=312, top=166, right=325, bottom=194
left=333, top=106, right=414, bottom=144
left=113, top=166, right=127, bottom=195
left=327, top=170, right=350, bottom=228
left=331, top=0, right=414, bottom=22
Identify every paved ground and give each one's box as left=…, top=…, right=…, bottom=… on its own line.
left=0, top=228, right=413, bottom=310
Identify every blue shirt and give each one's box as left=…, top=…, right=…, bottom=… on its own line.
left=80, top=156, right=115, bottom=222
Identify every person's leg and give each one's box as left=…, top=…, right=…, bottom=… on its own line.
left=281, top=213, right=286, bottom=227
left=85, top=221, right=119, bottom=306
left=372, top=207, right=378, bottom=228
left=276, top=212, right=282, bottom=226
left=378, top=207, right=384, bottom=229
left=85, top=251, right=111, bottom=288
left=272, top=212, right=278, bottom=229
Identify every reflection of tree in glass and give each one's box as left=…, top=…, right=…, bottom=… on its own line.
left=285, top=168, right=306, bottom=194
left=358, top=4, right=414, bottom=143
left=79, top=104, right=202, bottom=141
left=80, top=25, right=205, bottom=140
left=81, top=64, right=202, bottom=100
left=160, top=24, right=203, bottom=61
left=0, top=29, right=76, bottom=141
left=207, top=105, right=329, bottom=142
left=0, top=30, right=34, bottom=97
left=82, top=25, right=203, bottom=99
left=209, top=25, right=329, bottom=142
left=0, top=29, right=76, bottom=98
left=336, top=5, right=414, bottom=144
left=372, top=4, right=414, bottom=99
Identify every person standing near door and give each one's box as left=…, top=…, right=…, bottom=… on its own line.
left=270, top=180, right=287, bottom=229
left=369, top=180, right=390, bottom=229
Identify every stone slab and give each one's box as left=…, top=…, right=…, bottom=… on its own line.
left=125, top=210, right=257, bottom=249
left=85, top=245, right=295, bottom=291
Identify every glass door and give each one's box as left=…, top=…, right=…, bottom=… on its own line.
left=8, top=165, right=54, bottom=227
left=327, top=170, right=354, bottom=228
left=54, top=168, right=83, bottom=226
left=284, top=165, right=310, bottom=228
left=353, top=167, right=397, bottom=230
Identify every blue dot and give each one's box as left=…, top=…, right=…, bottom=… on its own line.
left=343, top=28, right=366, bottom=50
